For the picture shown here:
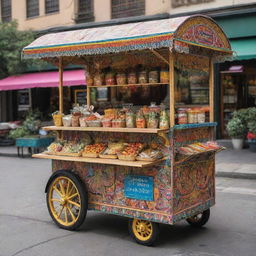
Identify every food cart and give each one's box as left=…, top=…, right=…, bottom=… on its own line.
left=22, top=15, right=232, bottom=245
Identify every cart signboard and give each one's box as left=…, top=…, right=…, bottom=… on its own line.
left=124, top=175, right=154, bottom=201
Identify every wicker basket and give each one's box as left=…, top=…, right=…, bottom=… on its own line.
left=117, top=154, right=136, bottom=161
left=82, top=152, right=99, bottom=158
left=99, top=153, right=117, bottom=159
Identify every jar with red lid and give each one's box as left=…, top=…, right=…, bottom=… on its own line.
left=105, top=72, right=115, bottom=85
left=177, top=108, right=187, bottom=124
left=127, top=72, right=137, bottom=84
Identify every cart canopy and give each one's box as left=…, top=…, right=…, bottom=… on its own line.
left=22, top=15, right=232, bottom=59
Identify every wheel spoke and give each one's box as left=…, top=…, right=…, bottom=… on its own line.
left=68, top=186, right=75, bottom=197
left=53, top=186, right=63, bottom=197
left=67, top=192, right=78, bottom=200
left=59, top=180, right=65, bottom=196
left=68, top=200, right=80, bottom=208
left=51, top=198, right=61, bottom=203
left=57, top=206, right=64, bottom=218
left=66, top=180, right=70, bottom=196
left=67, top=206, right=76, bottom=221
left=64, top=207, right=68, bottom=223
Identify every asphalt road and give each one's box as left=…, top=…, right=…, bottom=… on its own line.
left=0, top=157, right=255, bottom=256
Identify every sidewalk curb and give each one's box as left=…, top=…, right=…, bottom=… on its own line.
left=216, top=172, right=256, bottom=180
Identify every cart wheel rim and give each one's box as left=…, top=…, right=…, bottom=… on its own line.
left=187, top=213, right=203, bottom=223
left=132, top=219, right=153, bottom=241
left=48, top=176, right=81, bottom=227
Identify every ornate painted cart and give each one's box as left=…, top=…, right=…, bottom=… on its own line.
left=23, top=15, right=232, bottom=245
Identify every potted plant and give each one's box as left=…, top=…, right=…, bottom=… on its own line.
left=226, top=117, right=247, bottom=150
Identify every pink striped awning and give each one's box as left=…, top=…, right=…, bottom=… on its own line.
left=0, top=69, right=85, bottom=91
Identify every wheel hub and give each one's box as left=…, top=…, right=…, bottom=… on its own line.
left=138, top=223, right=146, bottom=232
left=60, top=197, right=67, bottom=206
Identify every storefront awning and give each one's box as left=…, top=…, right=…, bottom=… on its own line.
left=230, top=37, right=256, bottom=60
left=0, top=69, right=85, bottom=91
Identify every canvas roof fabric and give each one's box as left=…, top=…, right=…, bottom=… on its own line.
left=22, top=15, right=232, bottom=59
left=0, top=69, right=85, bottom=91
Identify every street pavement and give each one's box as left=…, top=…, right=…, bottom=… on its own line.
left=0, top=157, right=256, bottom=256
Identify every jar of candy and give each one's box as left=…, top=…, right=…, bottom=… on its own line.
left=126, top=110, right=135, bottom=128
left=148, top=70, right=159, bottom=83
left=86, top=74, right=94, bottom=86
left=160, top=70, right=169, bottom=83
left=187, top=109, right=197, bottom=123
left=116, top=73, right=127, bottom=85
left=105, top=72, right=115, bottom=85
left=177, top=108, right=187, bottom=124
left=136, top=110, right=146, bottom=128
left=138, top=71, right=147, bottom=84
left=147, top=111, right=159, bottom=128
left=159, top=105, right=169, bottom=129
left=197, top=108, right=206, bottom=123
left=94, top=73, right=104, bottom=86
left=127, top=72, right=137, bottom=84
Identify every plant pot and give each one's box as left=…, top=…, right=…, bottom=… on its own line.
left=231, top=138, right=244, bottom=150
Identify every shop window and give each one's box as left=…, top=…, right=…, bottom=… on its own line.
left=111, top=0, right=145, bottom=19
left=1, top=0, right=11, bottom=22
left=45, top=0, right=59, bottom=14
left=26, top=0, right=39, bottom=18
left=76, top=0, right=94, bottom=23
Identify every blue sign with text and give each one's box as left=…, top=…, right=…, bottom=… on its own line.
left=124, top=175, right=154, bottom=201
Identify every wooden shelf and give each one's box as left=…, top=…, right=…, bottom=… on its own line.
left=43, top=126, right=169, bottom=134
left=32, top=153, right=165, bottom=168
left=175, top=104, right=209, bottom=108
left=87, top=83, right=168, bottom=88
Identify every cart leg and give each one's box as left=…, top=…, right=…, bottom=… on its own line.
left=128, top=218, right=160, bottom=246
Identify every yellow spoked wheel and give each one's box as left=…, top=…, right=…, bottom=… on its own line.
left=46, top=170, right=87, bottom=230
left=129, top=218, right=159, bottom=246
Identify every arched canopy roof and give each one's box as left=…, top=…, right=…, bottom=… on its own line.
left=22, top=15, right=232, bottom=59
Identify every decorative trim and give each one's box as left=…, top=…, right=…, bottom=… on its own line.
left=88, top=202, right=172, bottom=224
left=22, top=33, right=173, bottom=59
left=173, top=122, right=217, bottom=130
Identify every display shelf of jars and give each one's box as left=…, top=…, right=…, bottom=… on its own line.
left=32, top=153, right=166, bottom=168
left=42, top=126, right=169, bottom=134
left=87, top=82, right=168, bottom=88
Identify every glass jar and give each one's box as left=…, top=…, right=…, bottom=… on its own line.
left=127, top=72, right=137, bottom=84
left=160, top=70, right=169, bottom=83
left=147, top=111, right=159, bottom=128
left=159, top=106, right=169, bottom=129
left=177, top=108, right=187, bottom=124
left=197, top=109, right=206, bottom=123
left=187, top=109, right=197, bottom=124
left=105, top=72, right=115, bottom=85
left=94, top=73, right=104, bottom=86
left=138, top=71, right=147, bottom=84
left=136, top=110, right=146, bottom=128
left=126, top=110, right=135, bottom=128
left=86, top=74, right=94, bottom=86
left=148, top=70, right=159, bottom=83
left=116, top=73, right=127, bottom=85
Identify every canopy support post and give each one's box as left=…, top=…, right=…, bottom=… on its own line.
left=209, top=58, right=214, bottom=122
left=58, top=57, right=64, bottom=114
left=169, top=52, right=175, bottom=127
left=150, top=49, right=169, bottom=66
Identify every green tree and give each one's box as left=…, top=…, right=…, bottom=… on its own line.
left=0, top=21, right=39, bottom=78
